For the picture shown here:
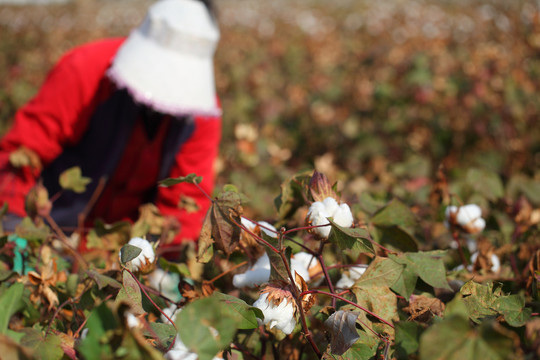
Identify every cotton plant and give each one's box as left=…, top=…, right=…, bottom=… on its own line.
left=306, top=197, right=354, bottom=238
left=119, top=237, right=156, bottom=273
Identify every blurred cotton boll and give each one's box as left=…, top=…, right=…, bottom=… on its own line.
left=232, top=252, right=314, bottom=288
left=307, top=197, right=354, bottom=239
left=471, top=252, right=501, bottom=273
left=119, top=237, right=156, bottom=272
left=148, top=268, right=182, bottom=302
left=336, top=265, right=368, bottom=290
left=445, top=204, right=486, bottom=234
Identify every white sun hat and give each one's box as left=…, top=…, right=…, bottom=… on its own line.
left=107, top=0, right=221, bottom=117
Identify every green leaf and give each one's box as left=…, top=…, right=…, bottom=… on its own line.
left=15, top=217, right=50, bottom=244
left=145, top=323, right=176, bottom=347
left=460, top=281, right=501, bottom=323
left=158, top=258, right=191, bottom=278
left=274, top=171, right=311, bottom=220
left=492, top=294, right=531, bottom=327
left=20, top=328, right=63, bottom=360
left=327, top=219, right=375, bottom=254
left=419, top=315, right=514, bottom=360
left=352, top=286, right=398, bottom=327
left=177, top=294, right=238, bottom=360
left=370, top=198, right=417, bottom=230
left=119, top=244, right=143, bottom=265
left=395, top=321, right=424, bottom=358
left=375, top=226, right=418, bottom=252
left=390, top=265, right=417, bottom=299
left=355, top=257, right=404, bottom=289
left=59, top=166, right=91, bottom=193
left=0, top=283, right=24, bottom=334
left=466, top=168, right=504, bottom=201
left=115, top=270, right=145, bottom=315
left=159, top=173, right=203, bottom=187
left=77, top=303, right=119, bottom=360
left=331, top=330, right=380, bottom=360
left=85, top=270, right=122, bottom=289
left=390, top=251, right=451, bottom=291
left=214, top=293, right=264, bottom=329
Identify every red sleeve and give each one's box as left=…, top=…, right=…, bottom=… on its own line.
left=0, top=39, right=123, bottom=216
left=155, top=113, right=222, bottom=244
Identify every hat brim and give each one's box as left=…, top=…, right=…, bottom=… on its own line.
left=108, top=30, right=221, bottom=117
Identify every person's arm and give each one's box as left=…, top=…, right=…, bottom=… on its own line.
left=0, top=39, right=122, bottom=217
left=155, top=114, right=222, bottom=245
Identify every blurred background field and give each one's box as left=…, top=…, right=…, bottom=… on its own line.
left=1, top=0, right=539, bottom=222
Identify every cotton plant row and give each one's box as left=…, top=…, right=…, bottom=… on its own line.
left=1, top=169, right=536, bottom=359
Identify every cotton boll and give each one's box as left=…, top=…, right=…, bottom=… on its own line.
left=322, top=197, right=339, bottom=216
left=160, top=304, right=179, bottom=323
left=307, top=202, right=332, bottom=238
left=333, top=203, right=354, bottom=228
left=445, top=204, right=485, bottom=234
left=120, top=237, right=155, bottom=272
left=241, top=218, right=278, bottom=238
left=253, top=292, right=297, bottom=335
left=335, top=265, right=367, bottom=289
left=470, top=252, right=500, bottom=272
left=125, top=312, right=142, bottom=329
left=232, top=253, right=271, bottom=288
left=148, top=268, right=182, bottom=302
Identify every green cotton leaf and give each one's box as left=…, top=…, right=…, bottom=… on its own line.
left=375, top=226, right=418, bottom=253
left=59, top=166, right=91, bottom=193
left=19, top=328, right=63, bottom=360
left=327, top=219, right=375, bottom=254
left=85, top=269, right=122, bottom=290
left=390, top=265, right=417, bottom=300
left=460, top=281, right=501, bottom=323
left=0, top=282, right=24, bottom=334
left=119, top=244, right=143, bottom=265
left=158, top=258, right=191, bottom=278
left=324, top=310, right=360, bottom=355
left=357, top=192, right=385, bottom=215
left=466, top=168, right=504, bottom=201
left=0, top=333, right=33, bottom=359
left=115, top=270, right=145, bottom=316
left=492, top=294, right=531, bottom=327
left=355, top=257, right=404, bottom=289
left=395, top=321, right=424, bottom=358
left=197, top=209, right=214, bottom=263
left=159, top=173, right=203, bottom=187
left=390, top=251, right=451, bottom=291
left=328, top=330, right=380, bottom=360
left=214, top=293, right=264, bottom=329
left=352, top=285, right=398, bottom=327
left=145, top=323, right=176, bottom=348
left=77, top=303, right=119, bottom=360
left=370, top=198, right=417, bottom=230
left=176, top=294, right=238, bottom=360
left=419, top=315, right=514, bottom=360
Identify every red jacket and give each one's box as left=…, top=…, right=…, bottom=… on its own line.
left=0, top=38, right=221, bottom=246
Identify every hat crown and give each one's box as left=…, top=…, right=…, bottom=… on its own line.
left=138, top=0, right=219, bottom=57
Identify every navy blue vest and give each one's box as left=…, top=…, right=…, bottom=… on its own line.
left=41, top=88, right=195, bottom=228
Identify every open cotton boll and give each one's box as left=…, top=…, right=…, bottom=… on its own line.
left=333, top=203, right=354, bottom=228
left=307, top=202, right=332, bottom=238
left=322, top=197, right=339, bottom=216
left=253, top=292, right=297, bottom=335
left=120, top=237, right=155, bottom=272
left=471, top=252, right=501, bottom=272
left=233, top=253, right=271, bottom=288
left=445, top=204, right=485, bottom=234
left=148, top=268, right=182, bottom=302
left=241, top=218, right=278, bottom=238
left=336, top=265, right=367, bottom=289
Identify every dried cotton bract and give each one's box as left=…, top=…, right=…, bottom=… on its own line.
left=307, top=197, right=354, bottom=238
left=445, top=204, right=486, bottom=234
left=119, top=237, right=156, bottom=272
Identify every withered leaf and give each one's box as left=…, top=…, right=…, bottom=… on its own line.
left=324, top=310, right=360, bottom=355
